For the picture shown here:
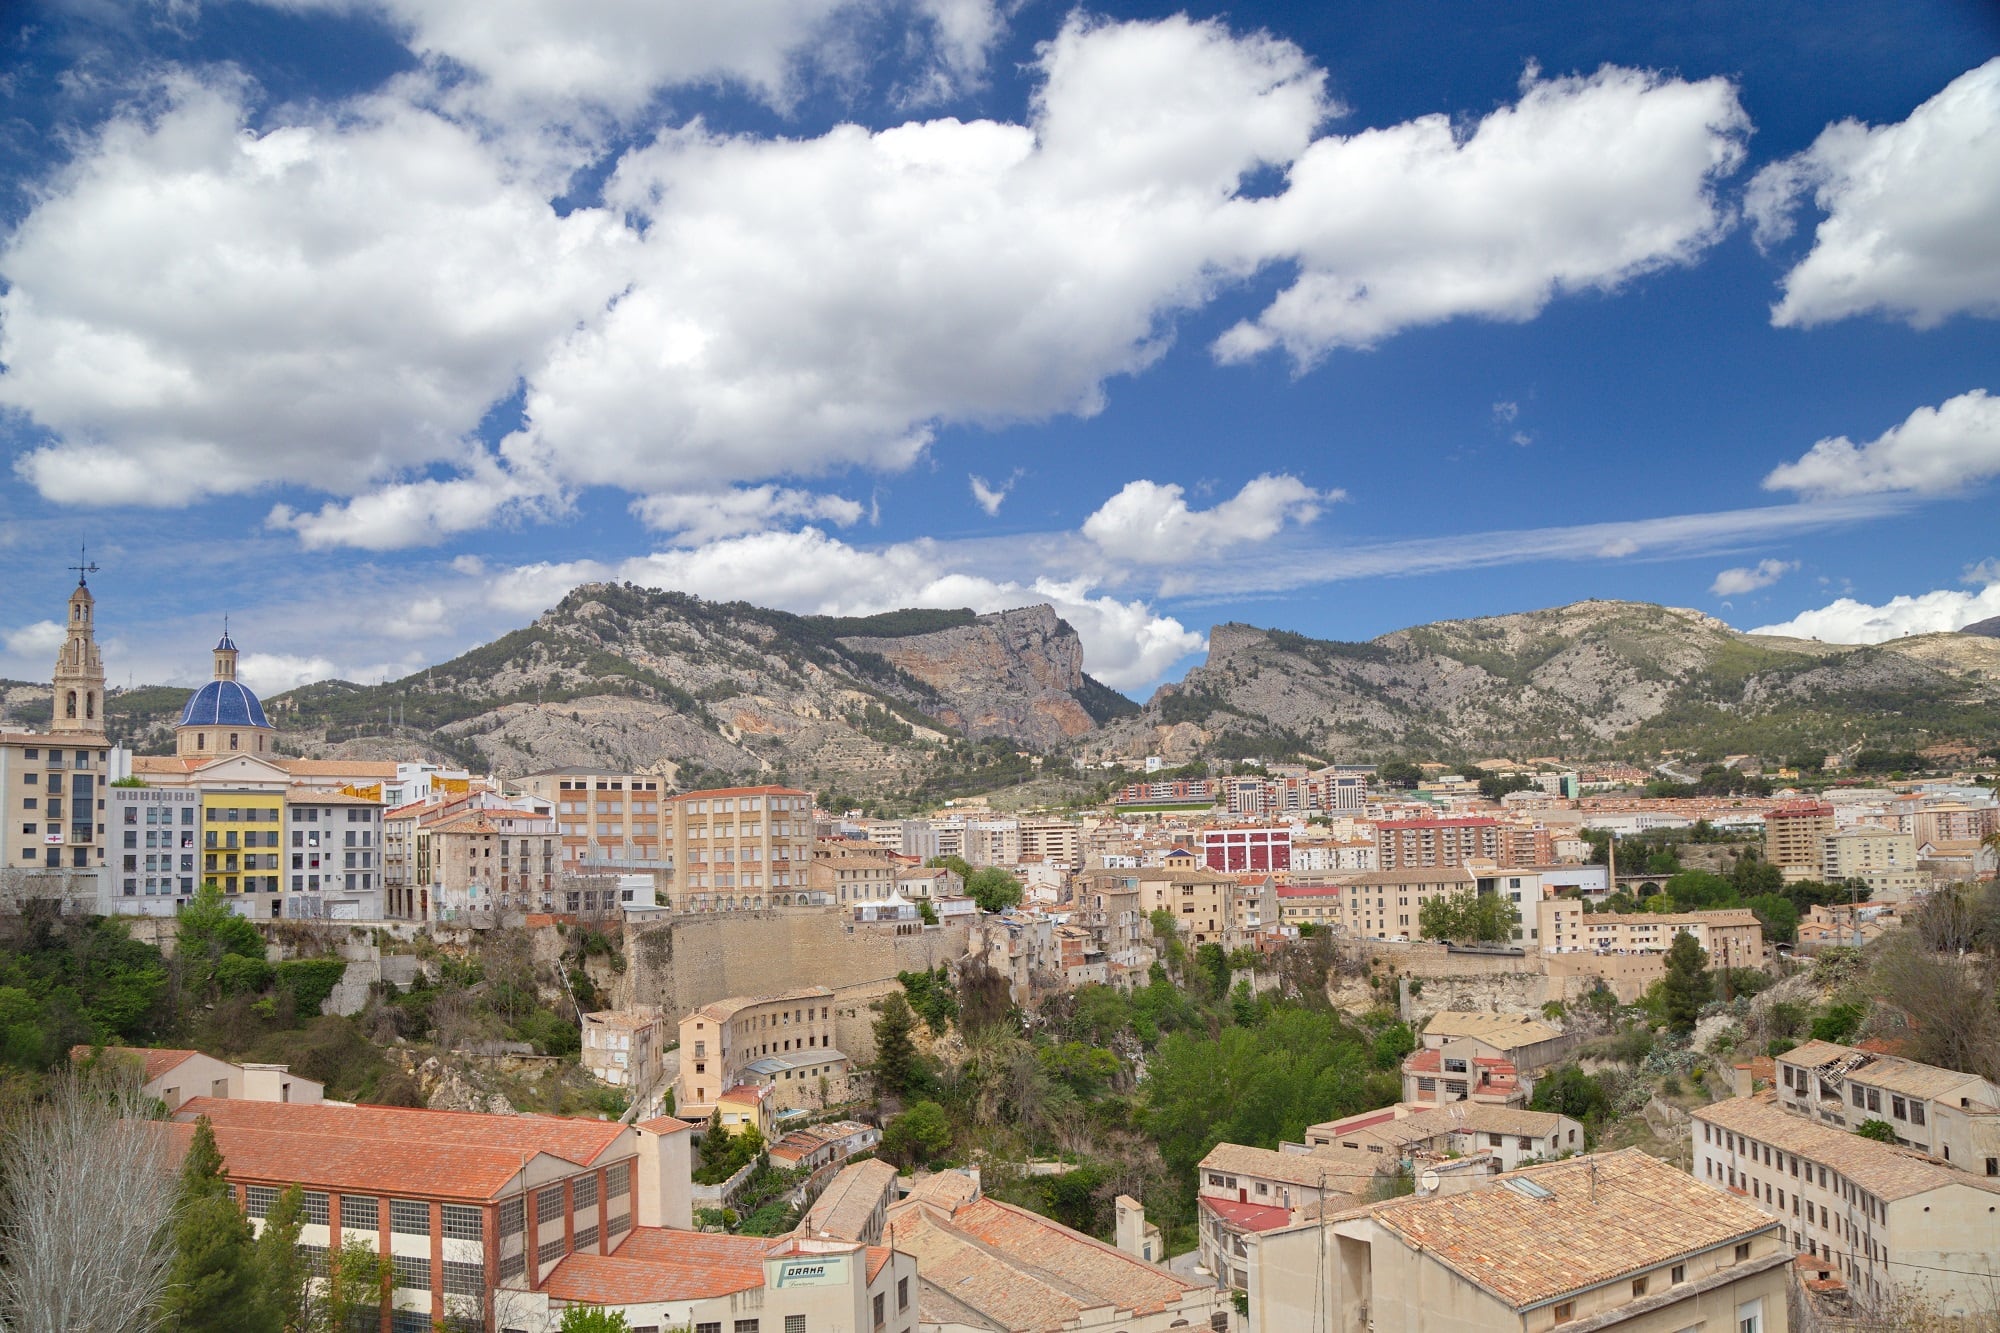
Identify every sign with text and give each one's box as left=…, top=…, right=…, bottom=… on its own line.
left=774, top=1255, right=848, bottom=1288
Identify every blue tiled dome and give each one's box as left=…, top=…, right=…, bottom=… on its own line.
left=178, top=679, right=271, bottom=729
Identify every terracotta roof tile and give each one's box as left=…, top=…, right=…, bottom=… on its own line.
left=177, top=1097, right=628, bottom=1167
left=1366, top=1149, right=1779, bottom=1308
left=543, top=1229, right=777, bottom=1304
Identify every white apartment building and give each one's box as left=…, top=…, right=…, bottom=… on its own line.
left=1696, top=1092, right=2000, bottom=1317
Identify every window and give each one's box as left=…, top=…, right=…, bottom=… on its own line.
left=337, top=1194, right=379, bottom=1230
left=697, top=1324, right=722, bottom=1333
left=1671, top=1264, right=1685, bottom=1284
left=1737, top=1298, right=1763, bottom=1333
left=442, top=1204, right=482, bottom=1241
left=498, top=1251, right=526, bottom=1282
left=573, top=1175, right=598, bottom=1210
left=498, top=1195, right=524, bottom=1235
left=1554, top=1301, right=1575, bottom=1324
left=786, top=1318, right=806, bottom=1333
left=298, top=1243, right=329, bottom=1279
left=302, top=1192, right=330, bottom=1226
left=390, top=1199, right=429, bottom=1235
left=442, top=1259, right=484, bottom=1296
left=899, top=1275, right=910, bottom=1310
left=575, top=1224, right=599, bottom=1251
left=390, top=1253, right=430, bottom=1291
left=536, top=1188, right=564, bottom=1226
left=735, top=1322, right=760, bottom=1333
left=873, top=1292, right=886, bottom=1327
left=1735, top=1243, right=1752, bottom=1262
left=606, top=1161, right=632, bottom=1197
left=1633, top=1277, right=1648, bottom=1298
left=608, top=1210, right=631, bottom=1238
left=246, top=1186, right=278, bottom=1218
left=1910, top=1102, right=1925, bottom=1127
left=537, top=1234, right=567, bottom=1265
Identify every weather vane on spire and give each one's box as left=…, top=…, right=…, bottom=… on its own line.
left=68, top=542, right=99, bottom=588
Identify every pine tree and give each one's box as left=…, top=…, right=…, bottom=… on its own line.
left=1659, top=932, right=1713, bottom=1033
left=158, top=1118, right=279, bottom=1333
left=256, top=1185, right=309, bottom=1332
left=873, top=991, right=919, bottom=1101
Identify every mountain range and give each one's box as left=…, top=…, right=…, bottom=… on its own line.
left=4, top=588, right=1996, bottom=801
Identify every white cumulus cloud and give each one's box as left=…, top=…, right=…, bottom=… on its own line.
left=631, top=486, right=865, bottom=544
left=1082, top=473, right=1334, bottom=564
left=0, top=14, right=1757, bottom=552
left=1216, top=63, right=1749, bottom=363
left=3, top=620, right=66, bottom=660
left=250, top=0, right=1007, bottom=123
left=1748, top=58, right=2000, bottom=329
left=1710, top=559, right=1797, bottom=596
left=1751, top=575, right=2000, bottom=644
left=1, top=76, right=627, bottom=520
left=1762, top=389, right=2000, bottom=498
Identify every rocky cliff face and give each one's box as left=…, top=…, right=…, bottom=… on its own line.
left=1088, top=600, right=2000, bottom=762
left=839, top=605, right=1096, bottom=748
left=103, top=585, right=1124, bottom=800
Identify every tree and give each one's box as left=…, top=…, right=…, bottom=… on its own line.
left=175, top=881, right=267, bottom=1001
left=158, top=1117, right=278, bottom=1333
left=255, top=1186, right=310, bottom=1333
left=1417, top=891, right=1520, bottom=944
left=1529, top=1065, right=1612, bottom=1124
left=881, top=1100, right=953, bottom=1166
left=1746, top=893, right=1799, bottom=945
left=1658, top=932, right=1712, bottom=1034
left=1854, top=1119, right=1897, bottom=1143
left=309, top=1237, right=390, bottom=1333
left=872, top=991, right=919, bottom=1101
left=0, top=1067, right=182, bottom=1333
left=964, top=867, right=1023, bottom=914
left=1377, top=761, right=1422, bottom=790
left=558, top=1309, right=632, bottom=1333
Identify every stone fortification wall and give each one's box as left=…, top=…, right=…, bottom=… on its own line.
left=624, top=911, right=971, bottom=1029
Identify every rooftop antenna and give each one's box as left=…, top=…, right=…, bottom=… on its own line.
left=68, top=542, right=99, bottom=588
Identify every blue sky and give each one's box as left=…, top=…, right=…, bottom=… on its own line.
left=1, top=0, right=1997, bottom=699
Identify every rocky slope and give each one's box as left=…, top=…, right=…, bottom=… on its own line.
left=1086, top=600, right=2000, bottom=763
left=93, top=585, right=1131, bottom=801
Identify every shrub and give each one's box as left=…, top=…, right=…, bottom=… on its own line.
left=1811, top=1002, right=1865, bottom=1044
left=274, top=959, right=347, bottom=1017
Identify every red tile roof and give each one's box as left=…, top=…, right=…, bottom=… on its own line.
left=542, top=1229, right=776, bottom=1304
left=636, top=1116, right=696, bottom=1136
left=866, top=1246, right=891, bottom=1281
left=188, top=1121, right=541, bottom=1200
left=1199, top=1196, right=1293, bottom=1232
left=177, top=1098, right=628, bottom=1167
left=76, top=1045, right=200, bottom=1081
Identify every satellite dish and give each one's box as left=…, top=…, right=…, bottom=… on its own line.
left=1418, top=1169, right=1441, bottom=1195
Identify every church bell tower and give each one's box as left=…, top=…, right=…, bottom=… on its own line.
left=52, top=548, right=106, bottom=736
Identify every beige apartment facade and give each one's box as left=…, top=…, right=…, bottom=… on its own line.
left=425, top=809, right=560, bottom=922
left=1375, top=818, right=1502, bottom=871
left=1821, top=826, right=1922, bottom=894
left=1339, top=866, right=1476, bottom=940
left=663, top=784, right=814, bottom=911
left=1771, top=1039, right=2000, bottom=1169
left=809, top=837, right=898, bottom=903
left=516, top=768, right=666, bottom=874
left=1245, top=1151, right=1792, bottom=1333
left=675, top=986, right=846, bottom=1116
left=1765, top=803, right=1835, bottom=880
left=1019, top=816, right=1084, bottom=867
left=1537, top=902, right=1764, bottom=968
left=1138, top=864, right=1239, bottom=944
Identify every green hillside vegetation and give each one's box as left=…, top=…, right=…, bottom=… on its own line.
left=2, top=893, right=626, bottom=1119
left=868, top=934, right=1405, bottom=1250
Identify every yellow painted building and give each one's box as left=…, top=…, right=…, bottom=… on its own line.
left=201, top=789, right=285, bottom=910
